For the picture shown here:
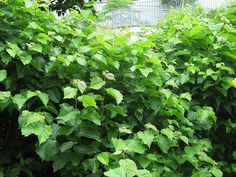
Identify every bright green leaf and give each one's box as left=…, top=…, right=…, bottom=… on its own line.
left=97, top=152, right=109, bottom=165
left=139, top=68, right=153, bottom=78
left=137, top=130, right=154, bottom=148
left=0, top=70, right=7, bottom=82
left=137, top=169, right=152, bottom=177
left=119, top=159, right=137, bottom=177
left=90, top=76, right=106, bottom=90
left=29, top=43, right=43, bottom=53
left=63, top=86, right=77, bottom=99
left=12, top=94, right=27, bottom=110
left=78, top=95, right=98, bottom=108
left=106, top=88, right=123, bottom=105
left=37, top=91, right=49, bottom=107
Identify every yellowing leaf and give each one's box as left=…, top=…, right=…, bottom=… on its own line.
left=73, top=79, right=87, bottom=94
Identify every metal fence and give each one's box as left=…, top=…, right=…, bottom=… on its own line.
left=198, top=0, right=228, bottom=9
left=96, top=0, right=170, bottom=27
left=95, top=0, right=229, bottom=27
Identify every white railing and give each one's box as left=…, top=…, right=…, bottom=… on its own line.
left=96, top=0, right=229, bottom=27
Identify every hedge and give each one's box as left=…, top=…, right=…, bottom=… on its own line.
left=0, top=0, right=235, bottom=176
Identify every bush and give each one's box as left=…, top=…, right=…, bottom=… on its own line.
left=150, top=5, right=236, bottom=175
left=0, top=0, right=235, bottom=176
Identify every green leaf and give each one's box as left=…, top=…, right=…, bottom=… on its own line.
left=38, top=125, right=52, bottom=145
left=231, top=78, right=236, bottom=88
left=37, top=91, right=49, bottom=107
left=137, top=130, right=154, bottom=148
left=0, top=70, right=7, bottom=82
left=79, top=46, right=91, bottom=53
left=137, top=169, right=152, bottom=177
left=0, top=91, right=11, bottom=100
left=190, top=25, right=205, bottom=39
left=112, top=138, right=127, bottom=153
left=112, top=138, right=146, bottom=154
left=12, top=91, right=48, bottom=109
left=60, top=141, right=75, bottom=152
left=192, top=169, right=212, bottom=177
left=97, top=152, right=109, bottom=165
left=82, top=158, right=100, bottom=174
left=161, top=128, right=175, bottom=141
left=29, top=43, right=43, bottom=53
left=104, top=167, right=125, bottom=177
left=180, top=92, right=191, bottom=101
left=6, top=49, right=16, bottom=58
left=157, top=135, right=172, bottom=153
left=53, top=154, right=69, bottom=172
left=233, top=151, right=236, bottom=160
left=210, top=167, right=223, bottom=177
left=78, top=126, right=102, bottom=141
left=106, top=88, right=123, bottom=105
left=18, top=51, right=32, bottom=65
left=139, top=68, right=153, bottom=77
left=6, top=43, right=20, bottom=57
left=78, top=108, right=101, bottom=125
left=57, top=103, right=80, bottom=124
left=55, top=35, right=63, bottom=42
left=119, top=159, right=137, bottom=177
left=105, top=104, right=127, bottom=117
left=36, top=33, right=52, bottom=44
left=36, top=140, right=57, bottom=161
left=232, top=164, right=236, bottom=173
left=126, top=140, right=146, bottom=154
left=89, top=76, right=106, bottom=90
left=18, top=111, right=52, bottom=145
left=119, top=127, right=132, bottom=134
left=63, top=86, right=77, bottom=99
left=179, top=135, right=189, bottom=145
left=78, top=95, right=98, bottom=108
left=47, top=88, right=61, bottom=103
left=12, top=94, right=27, bottom=110
left=25, top=112, right=45, bottom=126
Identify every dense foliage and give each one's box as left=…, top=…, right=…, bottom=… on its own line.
left=0, top=0, right=236, bottom=177
left=150, top=5, right=236, bottom=175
